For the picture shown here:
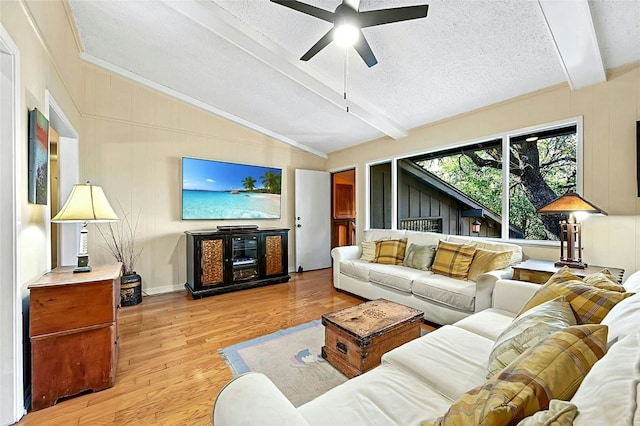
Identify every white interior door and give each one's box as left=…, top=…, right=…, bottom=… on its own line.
left=295, top=169, right=331, bottom=272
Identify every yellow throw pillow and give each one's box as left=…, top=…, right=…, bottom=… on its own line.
left=518, top=269, right=634, bottom=324
left=359, top=241, right=377, bottom=262
left=430, top=241, right=476, bottom=280
left=372, top=238, right=408, bottom=265
left=467, top=248, right=512, bottom=282
left=583, top=268, right=624, bottom=292
left=424, top=325, right=608, bottom=426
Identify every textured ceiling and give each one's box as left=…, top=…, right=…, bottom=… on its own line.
left=68, top=0, right=640, bottom=157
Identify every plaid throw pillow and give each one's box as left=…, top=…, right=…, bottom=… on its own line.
left=518, top=268, right=634, bottom=324
left=430, top=241, right=476, bottom=280
left=372, top=238, right=408, bottom=265
left=424, top=325, right=607, bottom=426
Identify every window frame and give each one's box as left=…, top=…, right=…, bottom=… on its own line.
left=365, top=117, right=583, bottom=245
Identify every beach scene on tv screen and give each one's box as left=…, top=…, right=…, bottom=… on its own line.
left=182, top=157, right=282, bottom=219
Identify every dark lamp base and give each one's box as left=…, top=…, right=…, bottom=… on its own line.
left=555, top=260, right=587, bottom=269
left=74, top=255, right=91, bottom=273
left=73, top=266, right=92, bottom=273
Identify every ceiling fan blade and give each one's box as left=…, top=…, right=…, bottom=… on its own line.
left=301, top=28, right=335, bottom=61
left=353, top=30, right=378, bottom=67
left=270, top=0, right=334, bottom=23
left=358, top=5, right=429, bottom=28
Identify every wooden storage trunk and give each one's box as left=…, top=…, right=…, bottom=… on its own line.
left=321, top=299, right=423, bottom=378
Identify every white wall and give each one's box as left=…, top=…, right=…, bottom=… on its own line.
left=80, top=65, right=327, bottom=294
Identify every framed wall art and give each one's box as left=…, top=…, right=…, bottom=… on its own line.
left=28, top=108, right=49, bottom=205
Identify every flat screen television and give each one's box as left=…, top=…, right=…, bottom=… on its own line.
left=182, top=157, right=282, bottom=220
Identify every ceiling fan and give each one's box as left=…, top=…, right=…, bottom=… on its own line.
left=270, top=0, right=429, bottom=67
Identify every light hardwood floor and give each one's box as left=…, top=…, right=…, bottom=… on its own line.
left=17, top=268, right=364, bottom=425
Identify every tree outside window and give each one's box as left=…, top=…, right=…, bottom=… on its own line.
left=412, top=124, right=577, bottom=241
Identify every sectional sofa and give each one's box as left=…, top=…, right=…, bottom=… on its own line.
left=331, top=229, right=523, bottom=325
left=213, top=269, right=640, bottom=425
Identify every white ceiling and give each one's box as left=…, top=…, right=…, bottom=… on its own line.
left=67, top=0, right=640, bottom=158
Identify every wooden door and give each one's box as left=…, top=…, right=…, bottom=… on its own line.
left=331, top=169, right=356, bottom=248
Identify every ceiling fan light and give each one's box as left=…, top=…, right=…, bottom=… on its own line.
left=334, top=24, right=359, bottom=48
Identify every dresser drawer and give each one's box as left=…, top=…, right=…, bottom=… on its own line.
left=30, top=279, right=116, bottom=336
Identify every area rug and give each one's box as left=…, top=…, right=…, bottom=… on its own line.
left=218, top=320, right=347, bottom=407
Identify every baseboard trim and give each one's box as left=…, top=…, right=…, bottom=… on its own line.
left=144, top=283, right=185, bottom=296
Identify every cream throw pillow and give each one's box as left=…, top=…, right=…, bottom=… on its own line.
left=487, top=296, right=577, bottom=378
left=403, top=244, right=436, bottom=271
left=467, top=248, right=512, bottom=282
left=359, top=241, right=376, bottom=262
left=516, top=400, right=578, bottom=426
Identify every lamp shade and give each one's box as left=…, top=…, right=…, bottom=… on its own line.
left=536, top=192, right=607, bottom=216
left=51, top=182, right=119, bottom=222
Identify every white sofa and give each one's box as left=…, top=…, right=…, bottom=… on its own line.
left=332, top=229, right=523, bottom=325
left=213, top=272, right=640, bottom=425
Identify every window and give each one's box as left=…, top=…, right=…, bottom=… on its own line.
left=387, top=122, right=578, bottom=241
left=369, top=162, right=392, bottom=229
left=508, top=127, right=577, bottom=240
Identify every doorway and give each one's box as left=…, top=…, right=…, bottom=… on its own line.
left=331, top=169, right=356, bottom=248
left=49, top=127, right=59, bottom=268
left=45, top=90, right=79, bottom=269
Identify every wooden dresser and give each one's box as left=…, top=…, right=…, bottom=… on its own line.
left=28, top=263, right=123, bottom=411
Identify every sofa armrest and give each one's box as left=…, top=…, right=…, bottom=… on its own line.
left=213, top=373, right=310, bottom=426
left=473, top=268, right=514, bottom=313
left=492, top=279, right=541, bottom=314
left=331, top=245, right=361, bottom=289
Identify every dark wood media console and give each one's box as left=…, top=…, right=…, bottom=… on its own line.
left=184, top=228, right=290, bottom=299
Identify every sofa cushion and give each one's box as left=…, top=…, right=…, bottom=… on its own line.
left=299, top=363, right=452, bottom=426
left=405, top=230, right=445, bottom=247
left=373, top=238, right=408, bottom=265
left=601, top=292, right=640, bottom=343
left=339, top=260, right=371, bottom=282
left=486, top=296, right=577, bottom=378
left=359, top=241, right=376, bottom=262
left=430, top=241, right=477, bottom=280
left=447, top=236, right=523, bottom=266
left=383, top=325, right=495, bottom=400
left=453, top=308, right=516, bottom=341
left=369, top=265, right=427, bottom=293
left=467, top=248, right=512, bottom=282
left=363, top=229, right=406, bottom=242
left=412, top=274, right=476, bottom=311
left=518, top=271, right=635, bottom=324
left=403, top=243, right=436, bottom=271
left=571, top=331, right=640, bottom=426
left=425, top=325, right=608, bottom=426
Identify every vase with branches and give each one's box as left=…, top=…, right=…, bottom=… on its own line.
left=97, top=206, right=143, bottom=305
